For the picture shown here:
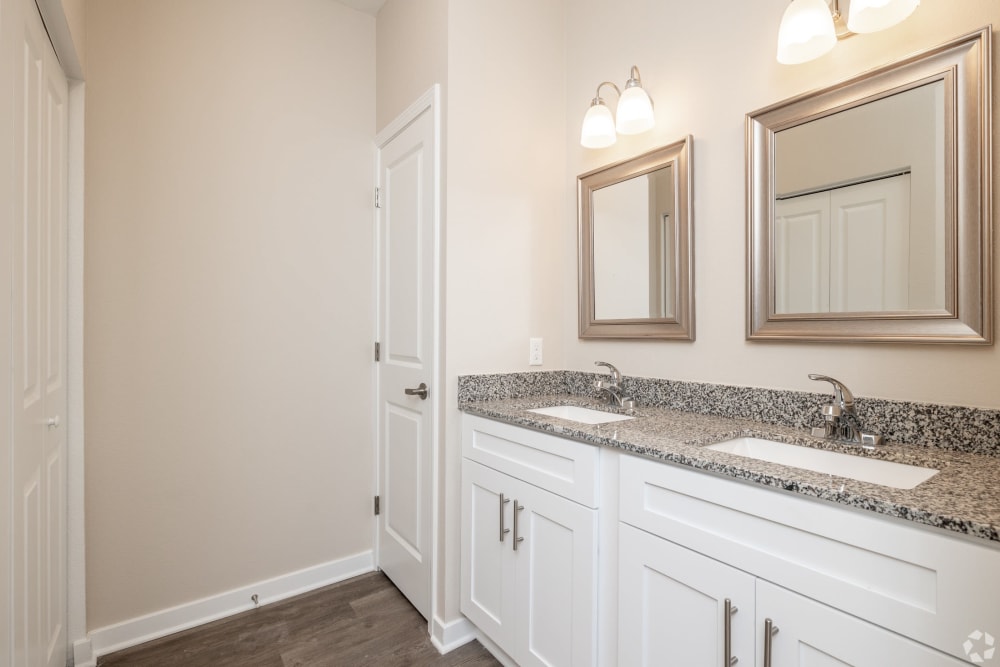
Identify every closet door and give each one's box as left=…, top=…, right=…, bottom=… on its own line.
left=1, top=0, right=14, bottom=661
left=773, top=192, right=830, bottom=314
left=10, top=0, right=69, bottom=664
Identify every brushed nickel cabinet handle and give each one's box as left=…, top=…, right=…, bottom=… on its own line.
left=724, top=598, right=739, bottom=666
left=763, top=618, right=779, bottom=667
left=499, top=493, right=511, bottom=542
left=404, top=383, right=428, bottom=400
left=512, top=501, right=525, bottom=551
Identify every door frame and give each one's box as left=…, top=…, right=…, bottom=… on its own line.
left=372, top=85, right=442, bottom=629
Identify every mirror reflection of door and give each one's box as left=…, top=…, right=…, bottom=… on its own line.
left=592, top=164, right=673, bottom=320
left=775, top=173, right=915, bottom=314
left=772, top=81, right=945, bottom=316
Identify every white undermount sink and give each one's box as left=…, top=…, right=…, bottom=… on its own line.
left=705, top=437, right=938, bottom=490
left=527, top=405, right=634, bottom=425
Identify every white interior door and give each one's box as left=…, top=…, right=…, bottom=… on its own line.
left=829, top=174, right=910, bottom=312
left=375, top=89, right=439, bottom=620
left=774, top=193, right=830, bottom=314
left=0, top=0, right=14, bottom=659
left=10, top=0, right=69, bottom=664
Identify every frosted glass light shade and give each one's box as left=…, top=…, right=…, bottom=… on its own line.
left=776, top=0, right=837, bottom=64
left=847, top=0, right=919, bottom=33
left=615, top=86, right=654, bottom=135
left=581, top=102, right=616, bottom=148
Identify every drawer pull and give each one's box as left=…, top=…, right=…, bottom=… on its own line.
left=513, top=501, right=525, bottom=551
left=724, top=598, right=739, bottom=666
left=763, top=618, right=779, bottom=667
left=499, top=493, right=511, bottom=542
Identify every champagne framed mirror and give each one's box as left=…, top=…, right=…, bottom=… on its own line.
left=579, top=137, right=694, bottom=339
left=746, top=28, right=992, bottom=344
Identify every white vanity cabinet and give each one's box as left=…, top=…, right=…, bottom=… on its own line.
left=619, top=453, right=998, bottom=666
left=461, top=416, right=599, bottom=667
left=460, top=413, right=1000, bottom=666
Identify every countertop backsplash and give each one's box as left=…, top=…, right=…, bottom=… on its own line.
left=457, top=370, right=1000, bottom=458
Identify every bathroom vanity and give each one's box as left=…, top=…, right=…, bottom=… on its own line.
left=460, top=397, right=1000, bottom=666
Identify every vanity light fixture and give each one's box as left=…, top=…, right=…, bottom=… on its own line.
left=776, top=0, right=919, bottom=65
left=580, top=66, right=655, bottom=149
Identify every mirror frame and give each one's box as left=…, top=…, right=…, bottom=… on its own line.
left=746, top=28, right=992, bottom=344
left=579, top=136, right=694, bottom=339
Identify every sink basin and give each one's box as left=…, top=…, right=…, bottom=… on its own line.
left=527, top=405, right=634, bottom=425
left=705, top=437, right=938, bottom=490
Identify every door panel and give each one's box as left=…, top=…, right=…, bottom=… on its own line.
left=0, top=0, right=13, bottom=655
left=10, top=0, right=68, bottom=664
left=757, top=580, right=968, bottom=666
left=516, top=478, right=598, bottom=667
left=619, top=523, right=755, bottom=667
left=830, top=175, right=910, bottom=312
left=376, top=96, right=438, bottom=620
left=774, top=193, right=830, bottom=314
left=384, top=405, right=422, bottom=558
left=461, top=460, right=516, bottom=649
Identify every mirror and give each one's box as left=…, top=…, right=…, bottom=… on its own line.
left=747, top=28, right=991, bottom=343
left=579, top=137, right=694, bottom=339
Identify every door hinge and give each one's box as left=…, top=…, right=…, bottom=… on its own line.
left=374, top=341, right=381, bottom=362
left=374, top=495, right=380, bottom=516
left=375, top=187, right=382, bottom=209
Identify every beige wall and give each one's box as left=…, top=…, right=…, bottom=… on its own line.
left=376, top=0, right=448, bottom=132
left=564, top=0, right=999, bottom=409
left=84, top=0, right=375, bottom=629
left=61, top=0, right=86, bottom=74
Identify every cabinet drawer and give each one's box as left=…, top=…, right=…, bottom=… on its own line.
left=620, top=452, right=1000, bottom=662
left=463, top=415, right=600, bottom=508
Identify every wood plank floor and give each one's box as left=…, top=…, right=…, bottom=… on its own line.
left=97, top=572, right=499, bottom=666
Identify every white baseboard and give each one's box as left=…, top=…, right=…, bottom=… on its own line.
left=72, top=637, right=95, bottom=667
left=429, top=614, right=477, bottom=654
left=85, top=550, right=374, bottom=660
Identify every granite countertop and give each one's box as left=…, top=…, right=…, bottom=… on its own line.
left=460, top=394, right=1000, bottom=545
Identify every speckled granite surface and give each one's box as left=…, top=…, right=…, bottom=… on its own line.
left=458, top=371, right=1000, bottom=457
left=458, top=374, right=1000, bottom=544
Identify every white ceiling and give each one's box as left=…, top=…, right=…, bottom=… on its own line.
left=336, top=0, right=386, bottom=16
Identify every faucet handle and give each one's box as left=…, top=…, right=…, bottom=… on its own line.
left=820, top=404, right=843, bottom=419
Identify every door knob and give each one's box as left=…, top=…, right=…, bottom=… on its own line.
left=46, top=416, right=61, bottom=429
left=404, top=383, right=429, bottom=400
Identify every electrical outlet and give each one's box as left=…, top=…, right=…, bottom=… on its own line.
left=529, top=338, right=543, bottom=366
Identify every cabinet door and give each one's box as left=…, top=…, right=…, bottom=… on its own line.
left=514, top=479, right=598, bottom=667
left=756, top=581, right=969, bottom=666
left=461, top=460, right=517, bottom=650
left=619, top=523, right=755, bottom=667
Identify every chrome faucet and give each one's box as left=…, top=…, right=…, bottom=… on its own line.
left=808, top=374, right=884, bottom=448
left=594, top=361, right=635, bottom=411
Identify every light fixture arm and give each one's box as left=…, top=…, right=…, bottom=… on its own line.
left=591, top=81, right=621, bottom=106
left=624, top=66, right=642, bottom=88
left=830, top=0, right=854, bottom=39
left=622, top=66, right=653, bottom=107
